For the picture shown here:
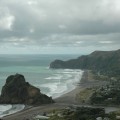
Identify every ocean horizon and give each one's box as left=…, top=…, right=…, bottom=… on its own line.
left=0, top=54, right=83, bottom=117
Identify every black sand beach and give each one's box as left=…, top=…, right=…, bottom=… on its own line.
left=2, top=70, right=116, bottom=120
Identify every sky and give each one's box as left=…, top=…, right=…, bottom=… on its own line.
left=0, top=0, right=120, bottom=54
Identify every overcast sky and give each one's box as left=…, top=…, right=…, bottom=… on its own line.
left=0, top=0, right=120, bottom=54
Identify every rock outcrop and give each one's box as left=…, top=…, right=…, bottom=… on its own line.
left=50, top=49, right=120, bottom=77
left=0, top=74, right=54, bottom=105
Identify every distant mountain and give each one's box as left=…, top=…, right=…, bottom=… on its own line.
left=50, top=49, right=120, bottom=77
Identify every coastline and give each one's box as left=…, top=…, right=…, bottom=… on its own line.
left=2, top=70, right=87, bottom=120
left=2, top=70, right=110, bottom=120
left=54, top=70, right=103, bottom=104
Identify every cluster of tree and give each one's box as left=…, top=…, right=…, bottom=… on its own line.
left=49, top=107, right=106, bottom=120
left=90, top=79, right=120, bottom=105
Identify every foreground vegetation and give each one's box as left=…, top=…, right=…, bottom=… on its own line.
left=49, top=107, right=105, bottom=120
left=90, top=79, right=120, bottom=105
left=48, top=107, right=116, bottom=120
left=76, top=70, right=120, bottom=106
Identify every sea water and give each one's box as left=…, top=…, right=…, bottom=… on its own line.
left=0, top=54, right=83, bottom=117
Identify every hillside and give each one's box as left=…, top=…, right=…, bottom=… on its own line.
left=50, top=49, right=120, bottom=77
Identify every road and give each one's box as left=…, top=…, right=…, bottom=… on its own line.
left=3, top=103, right=120, bottom=120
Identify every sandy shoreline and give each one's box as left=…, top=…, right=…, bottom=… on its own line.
left=2, top=70, right=106, bottom=120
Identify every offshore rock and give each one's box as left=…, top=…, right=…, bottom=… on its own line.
left=0, top=74, right=54, bottom=105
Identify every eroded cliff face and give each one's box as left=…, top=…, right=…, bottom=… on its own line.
left=0, top=74, right=54, bottom=105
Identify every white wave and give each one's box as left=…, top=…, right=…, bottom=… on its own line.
left=63, top=74, right=72, bottom=79
left=39, top=82, right=68, bottom=98
left=0, top=104, right=25, bottom=118
left=61, top=71, right=74, bottom=74
left=45, top=66, right=50, bottom=69
left=51, top=85, right=68, bottom=98
left=45, top=75, right=63, bottom=80
left=59, top=69, right=82, bottom=74
left=0, top=105, right=12, bottom=114
left=40, top=83, right=58, bottom=93
left=33, top=69, right=83, bottom=99
left=64, top=69, right=75, bottom=71
left=36, top=69, right=83, bottom=98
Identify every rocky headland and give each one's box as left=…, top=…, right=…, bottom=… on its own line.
left=0, top=74, right=54, bottom=105
left=50, top=49, right=120, bottom=78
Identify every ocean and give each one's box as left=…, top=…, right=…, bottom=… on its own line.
left=0, top=54, right=83, bottom=117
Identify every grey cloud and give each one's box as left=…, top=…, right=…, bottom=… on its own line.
left=0, top=0, right=120, bottom=54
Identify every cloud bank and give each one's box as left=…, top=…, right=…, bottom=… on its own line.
left=0, top=0, right=120, bottom=54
